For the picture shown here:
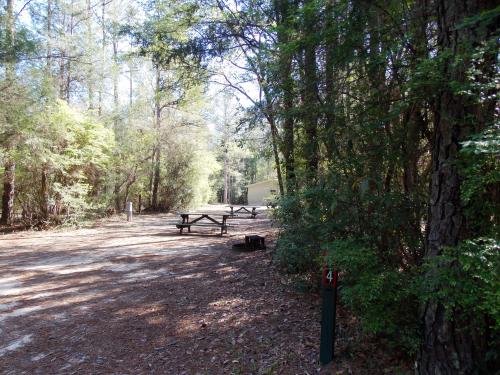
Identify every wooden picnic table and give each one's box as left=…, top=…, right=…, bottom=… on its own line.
left=175, top=212, right=230, bottom=236
left=228, top=205, right=258, bottom=218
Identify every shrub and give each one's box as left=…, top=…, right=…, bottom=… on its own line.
left=325, top=239, right=420, bottom=354
left=421, top=238, right=500, bottom=363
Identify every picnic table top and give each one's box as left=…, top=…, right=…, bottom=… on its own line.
left=177, top=211, right=231, bottom=216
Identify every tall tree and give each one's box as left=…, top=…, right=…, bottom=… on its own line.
left=1, top=0, right=16, bottom=225
left=151, top=64, right=162, bottom=211
left=419, top=1, right=499, bottom=373
left=275, top=0, right=296, bottom=194
left=300, top=0, right=319, bottom=178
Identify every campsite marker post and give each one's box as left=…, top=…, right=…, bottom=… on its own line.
left=320, top=258, right=338, bottom=365
left=126, top=201, right=133, bottom=222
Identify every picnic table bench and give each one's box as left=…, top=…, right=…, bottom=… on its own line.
left=175, top=212, right=230, bottom=236
left=228, top=206, right=258, bottom=218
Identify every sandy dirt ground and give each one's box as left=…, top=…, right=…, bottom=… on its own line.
left=0, top=206, right=408, bottom=375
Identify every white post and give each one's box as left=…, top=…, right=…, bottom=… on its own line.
left=126, top=201, right=133, bottom=222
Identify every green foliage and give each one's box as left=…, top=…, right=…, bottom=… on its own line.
left=459, top=126, right=500, bottom=237
left=36, top=100, right=114, bottom=168
left=157, top=137, right=219, bottom=210
left=51, top=182, right=93, bottom=226
left=16, top=100, right=115, bottom=224
left=422, top=239, right=500, bottom=358
left=273, top=192, right=320, bottom=274
left=325, top=239, right=420, bottom=353
left=187, top=147, right=219, bottom=207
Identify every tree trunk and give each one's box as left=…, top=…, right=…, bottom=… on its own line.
left=149, top=147, right=156, bottom=206
left=112, top=22, right=121, bottom=212
left=46, top=0, right=52, bottom=72
left=301, top=0, right=319, bottom=178
left=123, top=177, right=136, bottom=210
left=268, top=115, right=284, bottom=196
left=151, top=65, right=162, bottom=211
left=223, top=154, right=229, bottom=204
left=86, top=0, right=94, bottom=109
left=1, top=161, right=15, bottom=226
left=275, top=0, right=295, bottom=194
left=112, top=33, right=119, bottom=133
left=59, top=0, right=74, bottom=102
left=1, top=0, right=15, bottom=226
left=151, top=147, right=160, bottom=210
left=323, top=0, right=339, bottom=161
left=419, top=1, right=498, bottom=373
left=98, top=0, right=106, bottom=116
left=114, top=184, right=121, bottom=213
left=40, top=166, right=49, bottom=221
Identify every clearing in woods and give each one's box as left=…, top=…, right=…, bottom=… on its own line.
left=0, top=207, right=407, bottom=374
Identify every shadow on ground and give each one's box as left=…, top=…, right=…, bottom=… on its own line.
left=0, top=210, right=409, bottom=374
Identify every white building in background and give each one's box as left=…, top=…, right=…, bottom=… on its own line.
left=246, top=179, right=279, bottom=205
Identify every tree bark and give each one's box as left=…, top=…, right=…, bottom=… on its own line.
left=40, top=166, right=49, bottom=221
left=268, top=115, right=284, bottom=196
left=1, top=0, right=15, bottom=226
left=98, top=0, right=106, bottom=116
left=419, top=1, right=498, bottom=373
left=151, top=147, right=161, bottom=210
left=301, top=0, right=319, bottom=179
left=46, top=0, right=52, bottom=73
left=112, top=20, right=121, bottom=212
left=323, top=0, right=340, bottom=161
left=223, top=153, right=229, bottom=204
left=275, top=0, right=296, bottom=194
left=114, top=183, right=121, bottom=213
left=151, top=65, right=162, bottom=211
left=1, top=161, right=15, bottom=226
left=86, top=0, right=94, bottom=109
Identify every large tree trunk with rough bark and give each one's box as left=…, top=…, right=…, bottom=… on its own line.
left=418, top=1, right=498, bottom=373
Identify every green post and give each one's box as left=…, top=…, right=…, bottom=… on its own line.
left=320, top=268, right=338, bottom=365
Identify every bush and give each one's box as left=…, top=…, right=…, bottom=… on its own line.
left=325, top=239, right=420, bottom=354
left=273, top=193, right=321, bottom=274
left=421, top=238, right=500, bottom=362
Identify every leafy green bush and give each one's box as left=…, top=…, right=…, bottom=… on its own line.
left=324, top=239, right=420, bottom=354
left=421, top=238, right=500, bottom=360
left=273, top=193, right=320, bottom=273
left=459, top=126, right=500, bottom=238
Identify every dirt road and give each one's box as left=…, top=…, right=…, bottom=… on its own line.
left=0, top=208, right=409, bottom=374
left=0, top=208, right=327, bottom=375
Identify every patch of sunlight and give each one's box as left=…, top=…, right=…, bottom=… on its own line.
left=216, top=266, right=239, bottom=274
left=0, top=277, right=24, bottom=297
left=0, top=334, right=33, bottom=357
left=0, top=302, right=20, bottom=311
left=15, top=256, right=101, bottom=275
left=103, top=262, right=144, bottom=273
left=0, top=305, right=45, bottom=324
left=123, top=268, right=172, bottom=282
left=177, top=272, right=207, bottom=280
left=208, top=297, right=248, bottom=309
left=0, top=291, right=107, bottom=328
left=31, top=352, right=48, bottom=362
left=26, top=286, right=83, bottom=301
